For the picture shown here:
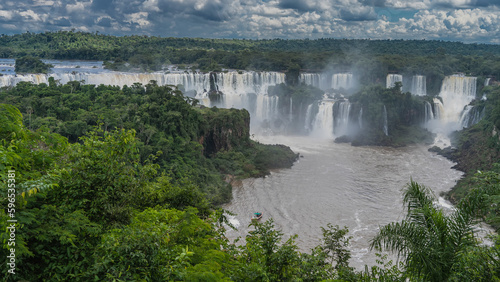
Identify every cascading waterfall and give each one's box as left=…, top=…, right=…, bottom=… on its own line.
left=299, top=73, right=323, bottom=89
left=433, top=98, right=444, bottom=120
left=383, top=105, right=388, bottom=136
left=300, top=73, right=354, bottom=91
left=333, top=100, right=351, bottom=135
left=386, top=74, right=403, bottom=88
left=304, top=104, right=314, bottom=131
left=485, top=78, right=491, bottom=86
left=424, top=101, right=434, bottom=122
left=255, top=95, right=280, bottom=123
left=0, top=70, right=286, bottom=132
left=0, top=74, right=52, bottom=87
left=438, top=74, right=477, bottom=129
left=214, top=71, right=284, bottom=111
left=289, top=98, right=293, bottom=121
left=358, top=108, right=363, bottom=129
left=0, top=72, right=211, bottom=95
left=311, top=101, right=334, bottom=138
left=331, top=73, right=353, bottom=90
left=411, top=75, right=427, bottom=96
left=459, top=105, right=485, bottom=128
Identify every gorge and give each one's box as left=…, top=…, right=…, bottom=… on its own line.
left=0, top=58, right=494, bottom=270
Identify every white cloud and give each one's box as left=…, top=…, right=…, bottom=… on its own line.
left=126, top=12, right=151, bottom=27
left=66, top=2, right=89, bottom=13
left=0, top=0, right=497, bottom=43
left=1, top=23, right=17, bottom=30
left=143, top=0, right=161, bottom=12
left=19, top=10, right=45, bottom=22
left=33, top=0, right=56, bottom=6
left=0, top=10, right=13, bottom=20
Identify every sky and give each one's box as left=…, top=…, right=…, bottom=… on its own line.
left=0, top=0, right=499, bottom=44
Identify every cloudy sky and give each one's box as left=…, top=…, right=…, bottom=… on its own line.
left=0, top=0, right=499, bottom=43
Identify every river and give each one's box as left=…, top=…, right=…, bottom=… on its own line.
left=223, top=135, right=464, bottom=270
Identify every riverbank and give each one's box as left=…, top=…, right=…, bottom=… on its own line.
left=429, top=121, right=500, bottom=231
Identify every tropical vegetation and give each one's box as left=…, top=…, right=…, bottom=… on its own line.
left=1, top=31, right=500, bottom=94
left=1, top=31, right=500, bottom=280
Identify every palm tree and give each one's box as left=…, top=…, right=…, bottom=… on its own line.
left=370, top=180, right=478, bottom=281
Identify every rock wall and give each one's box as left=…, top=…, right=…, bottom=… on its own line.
left=200, top=107, right=251, bottom=156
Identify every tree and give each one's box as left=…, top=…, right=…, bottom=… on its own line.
left=15, top=56, right=53, bottom=74
left=370, top=180, right=482, bottom=281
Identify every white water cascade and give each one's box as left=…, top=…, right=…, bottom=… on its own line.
left=459, top=105, right=485, bottom=128
left=437, top=75, right=477, bottom=129
left=0, top=70, right=286, bottom=132
left=304, top=104, right=314, bottom=131
left=485, top=78, right=491, bottom=86
left=213, top=72, right=285, bottom=116
left=424, top=101, right=434, bottom=122
left=334, top=100, right=351, bottom=136
left=299, top=73, right=354, bottom=91
left=382, top=105, right=389, bottom=136
left=311, top=101, right=334, bottom=138
left=299, top=73, right=329, bottom=90
left=386, top=74, right=403, bottom=88
left=331, top=73, right=354, bottom=90
left=411, top=75, right=427, bottom=96
left=433, top=98, right=444, bottom=120
left=255, top=95, right=280, bottom=124
left=0, top=72, right=212, bottom=96
left=358, top=108, right=363, bottom=129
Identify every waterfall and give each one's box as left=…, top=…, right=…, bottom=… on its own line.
left=386, top=74, right=403, bottom=88
left=459, top=105, right=485, bottom=128
left=358, top=108, right=363, bottom=129
left=433, top=98, right=444, bottom=120
left=289, top=97, right=293, bottom=121
left=485, top=78, right=491, bottom=86
left=299, top=73, right=322, bottom=89
left=311, top=101, right=334, bottom=138
left=304, top=103, right=314, bottom=131
left=383, top=105, right=388, bottom=136
left=424, top=101, right=434, bottom=121
left=331, top=73, right=353, bottom=90
left=300, top=72, right=354, bottom=91
left=0, top=70, right=287, bottom=132
left=255, top=95, right=280, bottom=122
left=411, top=75, right=427, bottom=96
left=333, top=100, right=351, bottom=135
left=0, top=72, right=212, bottom=95
left=214, top=71, right=285, bottom=110
left=438, top=75, right=477, bottom=128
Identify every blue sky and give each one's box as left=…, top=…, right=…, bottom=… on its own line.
left=0, top=0, right=499, bottom=44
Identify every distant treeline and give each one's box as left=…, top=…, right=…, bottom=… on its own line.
left=1, top=31, right=500, bottom=83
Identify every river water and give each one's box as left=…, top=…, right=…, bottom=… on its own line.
left=223, top=135, right=464, bottom=270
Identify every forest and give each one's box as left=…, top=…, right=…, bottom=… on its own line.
left=1, top=31, right=500, bottom=94
left=1, top=31, right=500, bottom=280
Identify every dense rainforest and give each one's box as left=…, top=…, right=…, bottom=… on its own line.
left=1, top=31, right=500, bottom=280
left=1, top=31, right=500, bottom=94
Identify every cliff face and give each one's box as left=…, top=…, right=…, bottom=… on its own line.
left=200, top=107, right=251, bottom=156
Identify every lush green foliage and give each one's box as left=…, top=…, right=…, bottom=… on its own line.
left=371, top=180, right=500, bottom=281
left=14, top=56, right=53, bottom=74
left=1, top=110, right=499, bottom=280
left=0, top=81, right=297, bottom=206
left=2, top=31, right=500, bottom=93
left=431, top=85, right=500, bottom=231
